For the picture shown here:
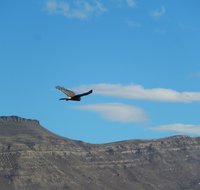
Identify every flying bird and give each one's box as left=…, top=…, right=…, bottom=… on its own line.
left=55, top=86, right=93, bottom=101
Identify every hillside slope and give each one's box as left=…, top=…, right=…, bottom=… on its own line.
left=0, top=116, right=200, bottom=190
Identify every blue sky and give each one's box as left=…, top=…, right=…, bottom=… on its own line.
left=1, top=0, right=200, bottom=143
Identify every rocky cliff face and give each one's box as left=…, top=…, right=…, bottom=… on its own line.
left=0, top=116, right=200, bottom=190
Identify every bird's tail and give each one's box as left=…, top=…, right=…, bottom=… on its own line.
left=59, top=98, right=67, bottom=101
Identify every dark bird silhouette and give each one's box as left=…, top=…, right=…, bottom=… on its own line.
left=55, top=86, right=93, bottom=101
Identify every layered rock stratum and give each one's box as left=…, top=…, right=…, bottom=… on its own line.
left=0, top=116, right=200, bottom=190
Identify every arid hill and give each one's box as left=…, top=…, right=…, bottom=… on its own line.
left=0, top=116, right=200, bottom=190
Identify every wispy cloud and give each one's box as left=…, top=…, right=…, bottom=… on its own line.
left=45, top=0, right=107, bottom=20
left=179, top=23, right=198, bottom=32
left=154, top=28, right=167, bottom=35
left=77, top=103, right=148, bottom=123
left=150, top=6, right=165, bottom=20
left=151, top=123, right=200, bottom=135
left=110, top=0, right=137, bottom=8
left=75, top=83, right=200, bottom=103
left=45, top=0, right=139, bottom=20
left=126, top=0, right=137, bottom=8
left=191, top=71, right=200, bottom=78
left=126, top=20, right=141, bottom=28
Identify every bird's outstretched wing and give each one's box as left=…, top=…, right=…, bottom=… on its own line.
left=55, top=86, right=76, bottom=97
left=75, top=90, right=93, bottom=98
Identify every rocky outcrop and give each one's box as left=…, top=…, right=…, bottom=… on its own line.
left=0, top=116, right=200, bottom=190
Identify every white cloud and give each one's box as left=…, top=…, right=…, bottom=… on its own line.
left=151, top=123, right=200, bottom=135
left=77, top=103, right=148, bottom=123
left=45, top=0, right=107, bottom=20
left=150, top=6, right=165, bottom=20
left=74, top=83, right=200, bottom=103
